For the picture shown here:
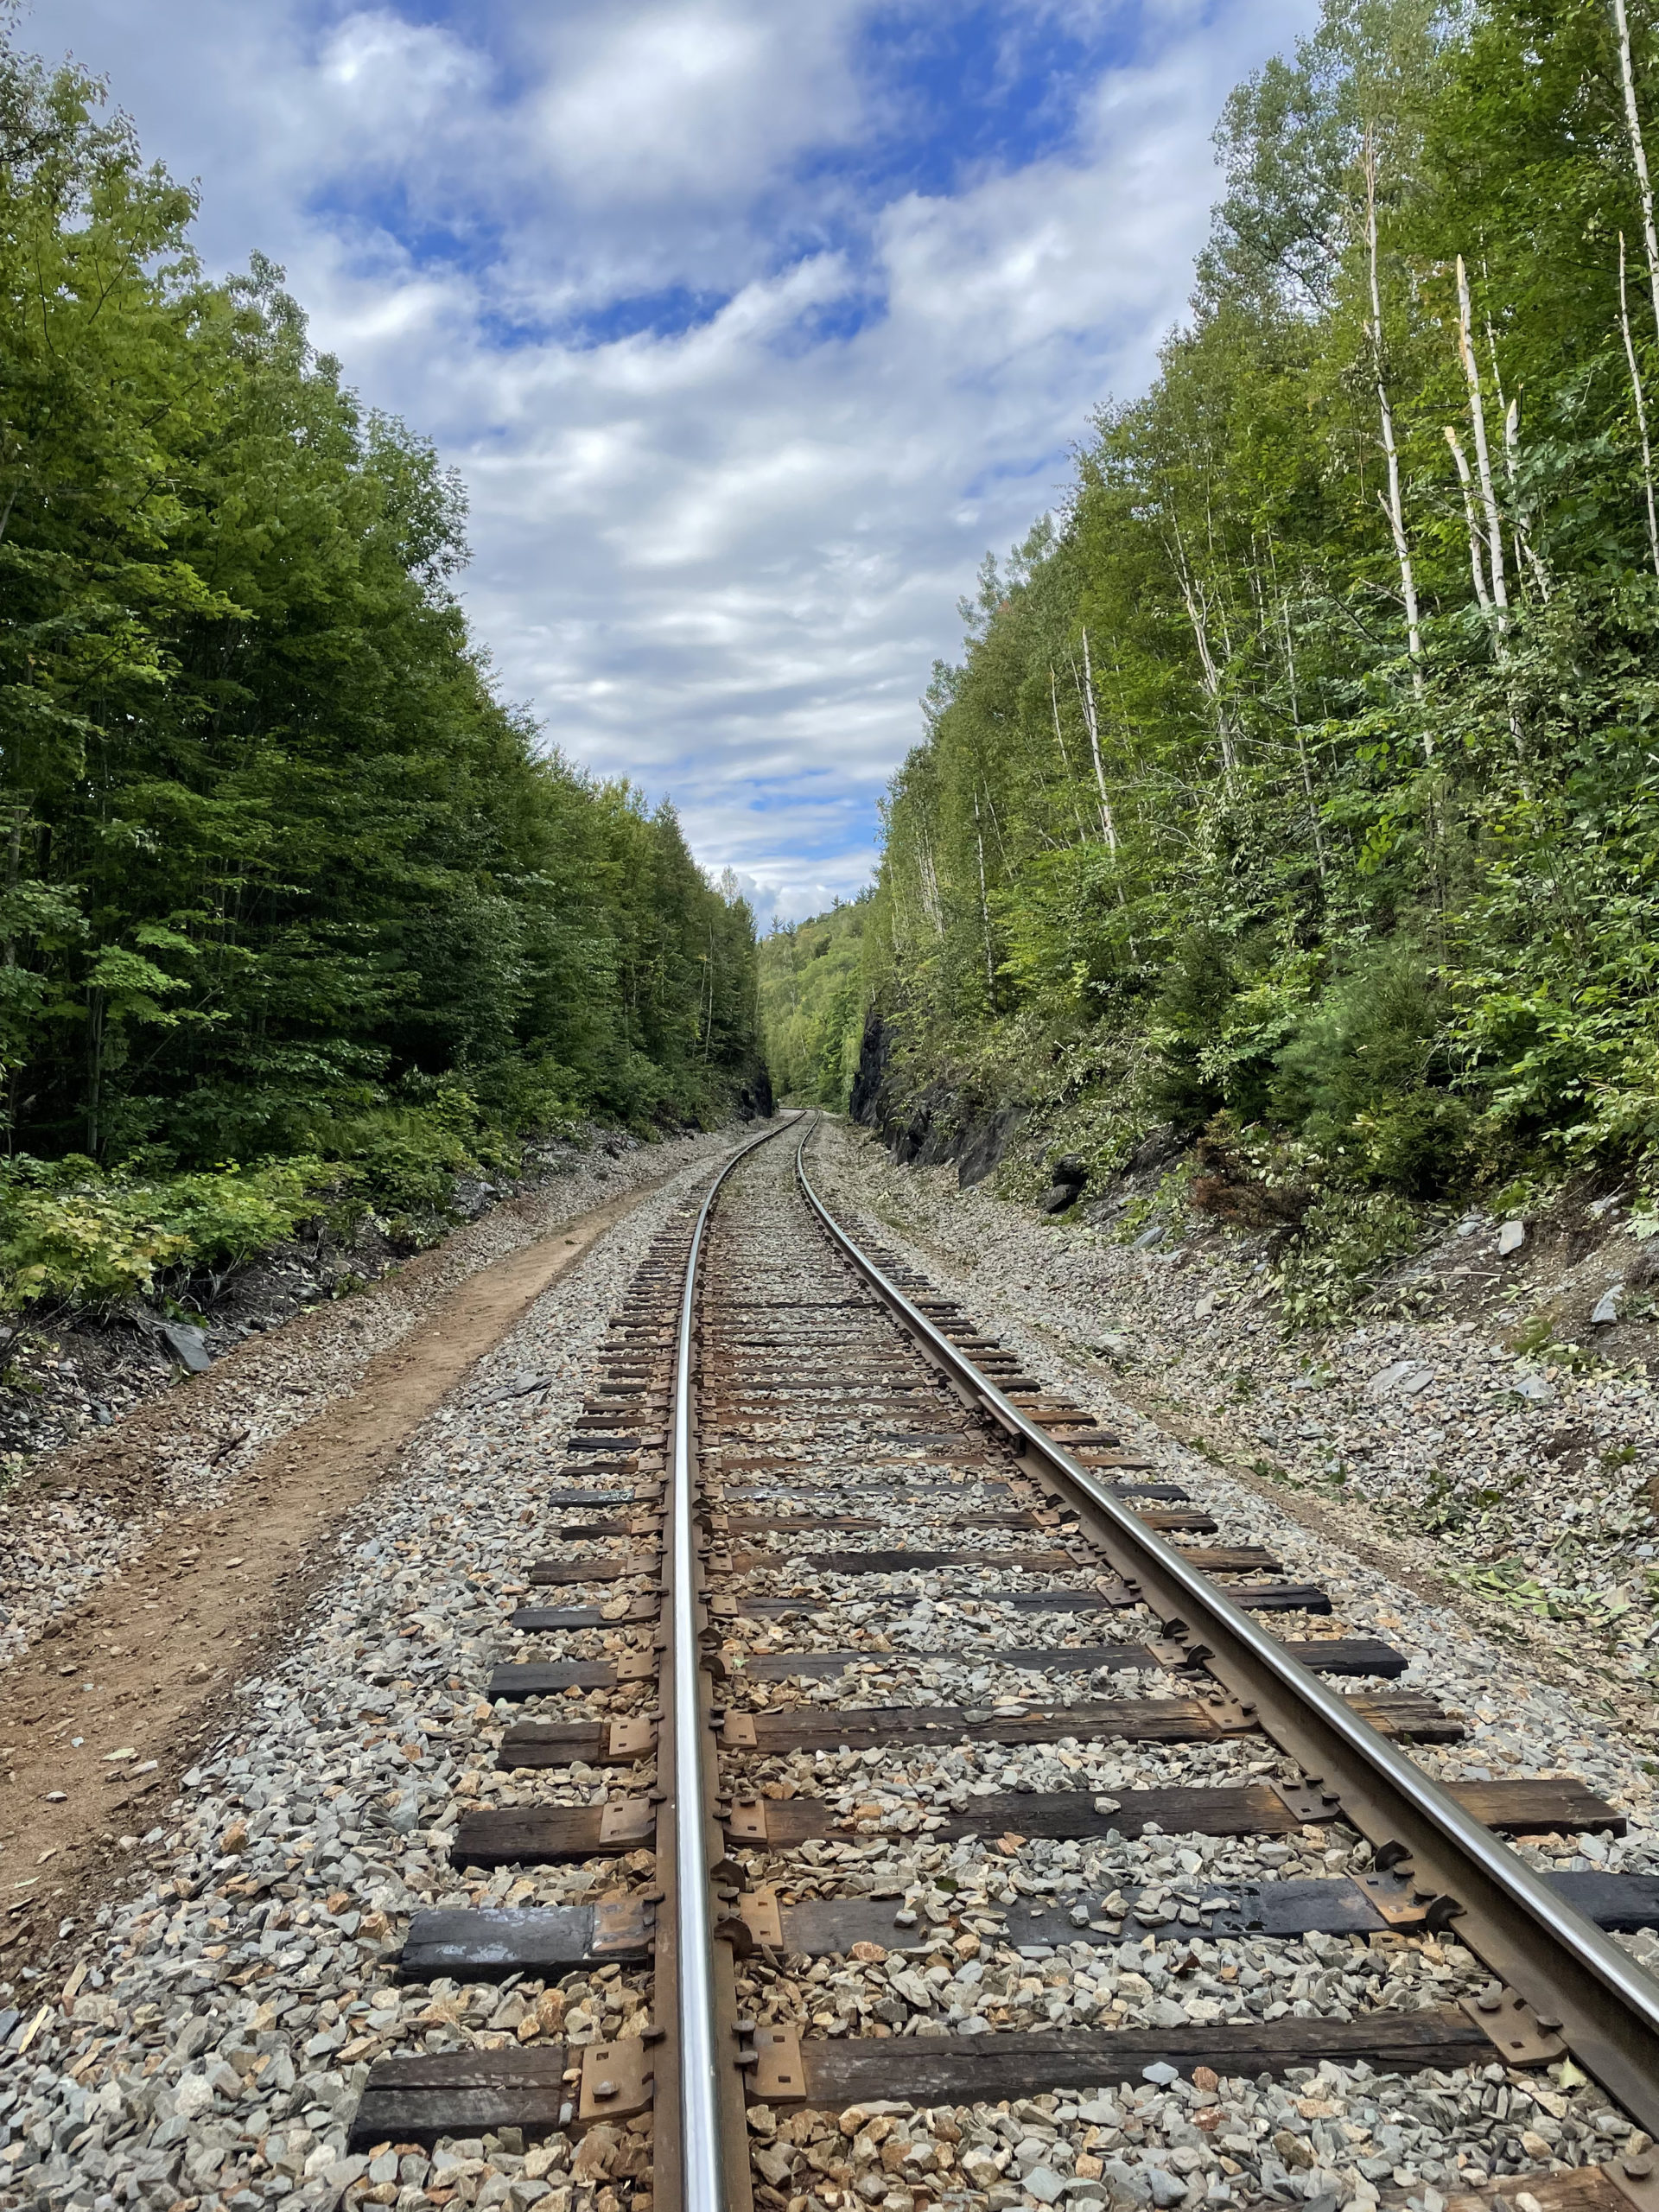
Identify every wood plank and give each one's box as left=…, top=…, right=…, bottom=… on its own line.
left=785, top=2008, right=1497, bottom=2107
left=1452, top=1778, right=1627, bottom=1836
left=734, top=1541, right=1277, bottom=1573
left=730, top=1549, right=1090, bottom=1576
left=778, top=1879, right=1389, bottom=1956
left=739, top=1647, right=1160, bottom=1681
left=348, top=2047, right=571, bottom=2148
left=769, top=1872, right=1659, bottom=1956
left=734, top=1700, right=1239, bottom=1752
left=734, top=1583, right=1331, bottom=1617
left=1170, top=1547, right=1282, bottom=1573
left=1446, top=2170, right=1630, bottom=2212
left=498, top=1722, right=607, bottom=1767
left=737, top=1637, right=1407, bottom=1682
left=454, top=1806, right=608, bottom=1865
left=399, top=1904, right=651, bottom=1978
left=753, top=1783, right=1302, bottom=1848
left=728, top=1691, right=1456, bottom=1754
left=747, top=1774, right=1607, bottom=1848
left=1550, top=1870, right=1659, bottom=1926
left=726, top=1512, right=1045, bottom=1535
left=486, top=1662, right=616, bottom=1696
left=512, top=1606, right=607, bottom=1630
left=528, top=1556, right=657, bottom=1586
left=547, top=1491, right=647, bottom=1509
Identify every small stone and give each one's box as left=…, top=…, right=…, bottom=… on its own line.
left=1146, top=2171, right=1187, bottom=2207
left=1497, top=1218, right=1527, bottom=1255
left=1023, top=2169, right=1066, bottom=2202
left=1365, top=1360, right=1433, bottom=1401
left=162, top=1322, right=213, bottom=1371
left=1132, top=1226, right=1166, bottom=1251
left=1141, top=2062, right=1179, bottom=2087
left=169, top=2071, right=215, bottom=2121
left=1591, top=1286, right=1622, bottom=1326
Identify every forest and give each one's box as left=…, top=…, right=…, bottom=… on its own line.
left=854, top=0, right=1659, bottom=1263
left=757, top=899, right=868, bottom=1106
left=0, top=30, right=764, bottom=1306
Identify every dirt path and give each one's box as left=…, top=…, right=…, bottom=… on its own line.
left=0, top=1169, right=684, bottom=1970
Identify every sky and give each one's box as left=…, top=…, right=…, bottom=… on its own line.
left=36, top=0, right=1314, bottom=929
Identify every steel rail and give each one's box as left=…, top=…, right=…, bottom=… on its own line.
left=668, top=1113, right=795, bottom=2212
left=795, top=1116, right=1659, bottom=2128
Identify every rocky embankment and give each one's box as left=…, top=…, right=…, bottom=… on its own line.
left=815, top=1116, right=1659, bottom=1713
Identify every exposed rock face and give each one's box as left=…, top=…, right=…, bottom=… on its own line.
left=849, top=1015, right=1024, bottom=1187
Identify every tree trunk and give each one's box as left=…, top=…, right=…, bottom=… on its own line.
left=1619, top=229, right=1659, bottom=576
left=1613, top=0, right=1659, bottom=345
left=1363, top=129, right=1424, bottom=688
left=1444, top=424, right=1495, bottom=613
left=1047, top=666, right=1090, bottom=842
left=972, top=791, right=997, bottom=1013
left=1454, top=256, right=1510, bottom=627
left=1076, top=630, right=1120, bottom=852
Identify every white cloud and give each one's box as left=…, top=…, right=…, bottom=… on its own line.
left=33, top=0, right=1319, bottom=912
left=531, top=2, right=865, bottom=207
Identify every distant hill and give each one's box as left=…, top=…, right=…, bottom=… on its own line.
left=759, top=897, right=869, bottom=1106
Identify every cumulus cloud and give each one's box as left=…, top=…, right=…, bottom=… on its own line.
left=36, top=0, right=1316, bottom=908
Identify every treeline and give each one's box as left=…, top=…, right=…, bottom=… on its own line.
left=862, top=0, right=1659, bottom=1217
left=0, top=33, right=763, bottom=1298
left=759, top=899, right=868, bottom=1104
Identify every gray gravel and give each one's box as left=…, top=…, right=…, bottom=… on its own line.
left=808, top=1121, right=1659, bottom=1695
left=715, top=1126, right=1659, bottom=2207
left=0, top=1125, right=740, bottom=1672
left=9, top=1118, right=1655, bottom=2212
left=0, top=1135, right=756, bottom=2211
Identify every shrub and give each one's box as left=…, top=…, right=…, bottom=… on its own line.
left=0, top=1155, right=326, bottom=1309
left=1272, top=940, right=1471, bottom=1194
left=1273, top=1185, right=1423, bottom=1331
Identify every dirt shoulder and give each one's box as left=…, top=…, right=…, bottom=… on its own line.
left=0, top=1128, right=752, bottom=1970
left=0, top=1128, right=736, bottom=1670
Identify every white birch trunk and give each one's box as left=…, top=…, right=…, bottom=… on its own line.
left=1444, top=425, right=1494, bottom=610
left=1613, top=0, right=1659, bottom=344
left=971, top=791, right=996, bottom=1008
left=1077, top=629, right=1119, bottom=853
left=1620, top=230, right=1659, bottom=576
left=1363, top=129, right=1423, bottom=686
left=1166, top=518, right=1237, bottom=779
left=1455, top=256, right=1509, bottom=626
left=1047, top=666, right=1090, bottom=842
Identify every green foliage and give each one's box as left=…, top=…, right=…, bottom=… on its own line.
left=758, top=899, right=868, bottom=1104
left=861, top=0, right=1659, bottom=1220
left=0, top=24, right=766, bottom=1317
left=0, top=1154, right=323, bottom=1306
left=1271, top=1185, right=1425, bottom=1328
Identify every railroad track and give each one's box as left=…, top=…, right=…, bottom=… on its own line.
left=346, top=1115, right=1659, bottom=2212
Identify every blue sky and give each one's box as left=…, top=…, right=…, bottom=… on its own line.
left=38, top=0, right=1313, bottom=926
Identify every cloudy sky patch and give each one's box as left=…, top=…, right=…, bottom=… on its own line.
left=37, top=0, right=1313, bottom=926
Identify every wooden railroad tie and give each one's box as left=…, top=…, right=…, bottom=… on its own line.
left=732, top=1580, right=1333, bottom=1617
left=348, top=2023, right=1659, bottom=2150
left=483, top=1636, right=1407, bottom=1702
left=493, top=1688, right=1459, bottom=1769
left=450, top=1773, right=1620, bottom=1867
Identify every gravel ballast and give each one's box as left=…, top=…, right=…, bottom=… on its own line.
left=6, top=1118, right=1656, bottom=2212
left=807, top=1122, right=1659, bottom=1706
